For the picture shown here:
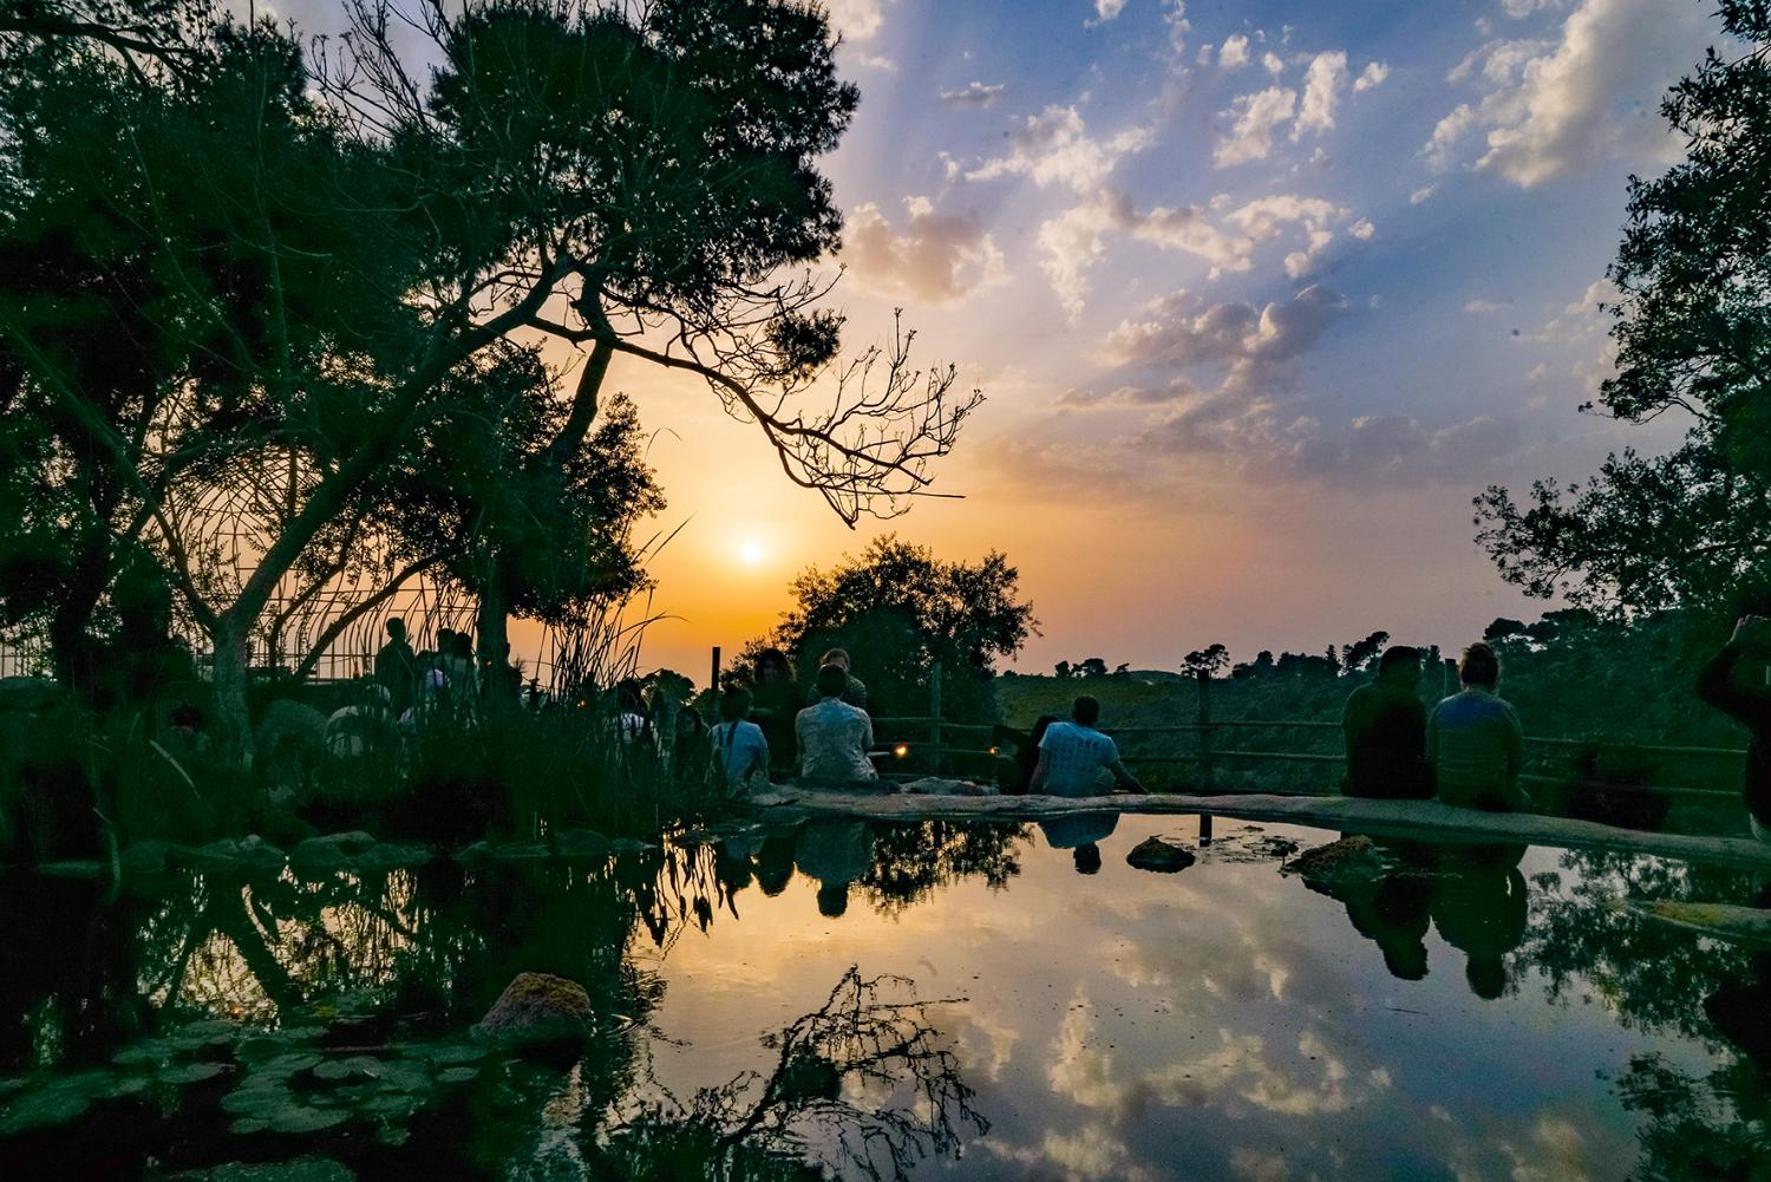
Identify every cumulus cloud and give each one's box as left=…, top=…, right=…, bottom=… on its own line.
left=1102, top=285, right=1352, bottom=369
left=1219, top=33, right=1251, bottom=70
left=824, top=0, right=885, bottom=41
left=1037, top=192, right=1359, bottom=315
left=969, top=105, right=1153, bottom=192
left=1093, top=0, right=1128, bottom=22
left=1349, top=217, right=1375, bottom=240
left=1293, top=51, right=1348, bottom=139
left=939, top=80, right=1005, bottom=107
left=1354, top=61, right=1390, bottom=92
left=844, top=198, right=1007, bottom=304
left=1288, top=413, right=1525, bottom=481
left=1263, top=51, right=1285, bottom=75
left=1215, top=86, right=1297, bottom=166
left=1425, top=0, right=1713, bottom=186
left=1409, top=184, right=1438, bottom=204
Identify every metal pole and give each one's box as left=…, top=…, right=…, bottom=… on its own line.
left=1197, top=669, right=1214, bottom=793
left=711, top=645, right=722, bottom=693
left=929, top=661, right=944, bottom=776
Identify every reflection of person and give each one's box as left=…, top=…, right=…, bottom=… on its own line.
left=1428, top=643, right=1529, bottom=812
left=1308, top=839, right=1433, bottom=981
left=1031, top=696, right=1146, bottom=796
left=795, top=819, right=877, bottom=918
left=754, top=831, right=799, bottom=896
left=1342, top=646, right=1432, bottom=800
left=1428, top=843, right=1529, bottom=1000
left=795, top=664, right=879, bottom=785
left=708, top=688, right=770, bottom=794
left=1697, top=615, right=1771, bottom=840
left=1037, top=811, right=1120, bottom=876
left=1703, top=882, right=1771, bottom=1067
left=808, top=647, right=869, bottom=709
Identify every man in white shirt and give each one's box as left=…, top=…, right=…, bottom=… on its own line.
left=795, top=664, right=879, bottom=785
left=1031, top=696, right=1146, bottom=796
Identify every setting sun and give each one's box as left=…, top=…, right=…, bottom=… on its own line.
left=736, top=537, right=767, bottom=569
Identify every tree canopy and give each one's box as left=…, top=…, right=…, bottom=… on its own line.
left=1476, top=1, right=1771, bottom=615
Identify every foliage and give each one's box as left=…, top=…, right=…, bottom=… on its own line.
left=1476, top=2, right=1771, bottom=615
left=744, top=535, right=1036, bottom=719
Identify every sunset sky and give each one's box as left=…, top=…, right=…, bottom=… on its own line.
left=282, top=0, right=1721, bottom=680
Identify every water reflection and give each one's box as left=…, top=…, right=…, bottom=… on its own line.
left=4, top=815, right=1770, bottom=1180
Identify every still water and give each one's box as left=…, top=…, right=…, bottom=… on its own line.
left=1, top=813, right=1767, bottom=1179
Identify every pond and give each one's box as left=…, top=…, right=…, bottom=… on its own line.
left=1, top=813, right=1767, bottom=1180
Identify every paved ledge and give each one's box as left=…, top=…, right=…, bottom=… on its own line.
left=746, top=789, right=1771, bottom=871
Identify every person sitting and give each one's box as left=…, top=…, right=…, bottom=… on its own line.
left=795, top=663, right=879, bottom=785
left=993, top=714, right=1058, bottom=795
left=1341, top=645, right=1433, bottom=799
left=1428, top=642, right=1528, bottom=812
left=748, top=648, right=798, bottom=775
left=1030, top=695, right=1146, bottom=796
left=808, top=647, right=869, bottom=709
left=1697, top=613, right=1771, bottom=841
left=708, top=687, right=770, bottom=795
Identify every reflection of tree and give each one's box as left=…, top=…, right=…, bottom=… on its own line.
left=1615, top=1052, right=1771, bottom=1182
left=858, top=821, right=1028, bottom=916
left=602, top=968, right=987, bottom=1182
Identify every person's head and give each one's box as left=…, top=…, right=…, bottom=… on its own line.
left=720, top=687, right=753, bottom=723
left=755, top=648, right=792, bottom=684
left=1380, top=938, right=1429, bottom=982
left=170, top=702, right=203, bottom=732
left=816, top=663, right=849, bottom=700
left=1072, top=695, right=1101, bottom=727
left=819, top=647, right=852, bottom=672
left=453, top=631, right=473, bottom=657
left=385, top=618, right=406, bottom=641
left=1459, top=642, right=1501, bottom=689
left=677, top=703, right=704, bottom=736
left=1377, top=645, right=1422, bottom=687
left=436, top=627, right=455, bottom=651
left=1072, top=843, right=1103, bottom=875
left=817, top=881, right=850, bottom=918
left=1029, top=714, right=1059, bottom=748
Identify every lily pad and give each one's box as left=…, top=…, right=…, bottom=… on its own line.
left=436, top=1066, right=479, bottom=1085
left=312, top=1057, right=381, bottom=1085
left=266, top=1104, right=349, bottom=1135
left=159, top=1062, right=229, bottom=1086
left=229, top=1117, right=270, bottom=1136
left=113, top=1040, right=176, bottom=1068
left=417, top=1042, right=486, bottom=1066
left=0, top=1071, right=113, bottom=1134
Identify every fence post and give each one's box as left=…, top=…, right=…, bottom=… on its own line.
left=1442, top=657, right=1457, bottom=699
left=1196, top=669, right=1215, bottom=793
left=929, top=660, right=944, bottom=775
left=711, top=645, right=722, bottom=694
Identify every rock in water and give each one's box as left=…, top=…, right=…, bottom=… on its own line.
left=1126, top=836, right=1196, bottom=873
left=1281, top=834, right=1388, bottom=883
left=474, top=973, right=594, bottom=1062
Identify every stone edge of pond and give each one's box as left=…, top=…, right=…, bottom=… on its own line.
left=745, top=790, right=1771, bottom=871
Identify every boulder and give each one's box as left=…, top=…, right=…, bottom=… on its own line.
left=351, top=842, right=433, bottom=872
left=553, top=830, right=611, bottom=860
left=1125, top=836, right=1196, bottom=873
left=237, top=835, right=288, bottom=876
left=474, top=973, right=594, bottom=1061
left=1281, top=835, right=1390, bottom=883
left=119, top=839, right=181, bottom=877
left=902, top=777, right=998, bottom=797
left=290, top=832, right=377, bottom=872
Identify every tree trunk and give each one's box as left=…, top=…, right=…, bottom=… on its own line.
left=476, top=554, right=514, bottom=715
left=211, top=616, right=254, bottom=768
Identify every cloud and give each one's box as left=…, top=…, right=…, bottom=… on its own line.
left=1409, top=184, right=1438, bottom=204
left=1093, top=0, right=1128, bottom=22
left=1464, top=299, right=1506, bottom=313
left=844, top=199, right=1008, bottom=304
left=939, top=80, right=1005, bottom=107
left=1037, top=192, right=1358, bottom=315
left=1503, top=0, right=1570, bottom=15
left=1293, top=51, right=1348, bottom=139
left=824, top=0, right=885, bottom=41
left=1215, top=86, right=1297, bottom=166
left=1425, top=0, right=1713, bottom=187
left=1163, top=0, right=1190, bottom=56
left=969, top=105, right=1153, bottom=192
left=1103, top=284, right=1351, bottom=370
left=1354, top=61, right=1390, bottom=92
left=1349, top=217, right=1375, bottom=240
left=1263, top=51, right=1285, bottom=75
left=1286, top=413, right=1525, bottom=482
left=1219, top=33, right=1251, bottom=70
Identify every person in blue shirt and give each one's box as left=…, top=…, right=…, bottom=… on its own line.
left=1428, top=642, right=1528, bottom=812
left=707, top=687, right=770, bottom=794
left=1030, top=695, right=1145, bottom=796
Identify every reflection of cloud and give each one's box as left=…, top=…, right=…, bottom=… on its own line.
left=1230, top=1146, right=1291, bottom=1181
left=930, top=1001, right=1021, bottom=1083
left=845, top=199, right=1007, bottom=304
left=1425, top=0, right=1710, bottom=186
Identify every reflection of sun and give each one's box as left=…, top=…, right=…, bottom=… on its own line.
left=737, top=538, right=766, bottom=568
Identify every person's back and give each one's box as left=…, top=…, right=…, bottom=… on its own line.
left=1697, top=614, right=1771, bottom=838
left=1032, top=696, right=1144, bottom=797
left=1343, top=647, right=1431, bottom=800
left=1429, top=643, right=1526, bottom=812
left=374, top=620, right=416, bottom=715
left=796, top=664, right=877, bottom=784
left=709, top=688, right=770, bottom=793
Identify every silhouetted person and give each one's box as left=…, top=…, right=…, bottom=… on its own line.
left=374, top=618, right=417, bottom=717
left=708, top=687, right=770, bottom=794
left=1306, top=839, right=1434, bottom=981
left=161, top=702, right=213, bottom=768
left=1697, top=614, right=1771, bottom=840
left=755, top=831, right=799, bottom=896
left=1429, top=642, right=1528, bottom=812
left=1342, top=646, right=1432, bottom=800
left=749, top=647, right=798, bottom=774
left=993, top=714, right=1059, bottom=795
left=795, top=663, right=878, bottom=785
left=1031, top=695, right=1145, bottom=796
left=796, top=818, right=875, bottom=918
left=807, top=646, right=869, bottom=708
left=1428, top=843, right=1529, bottom=1000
